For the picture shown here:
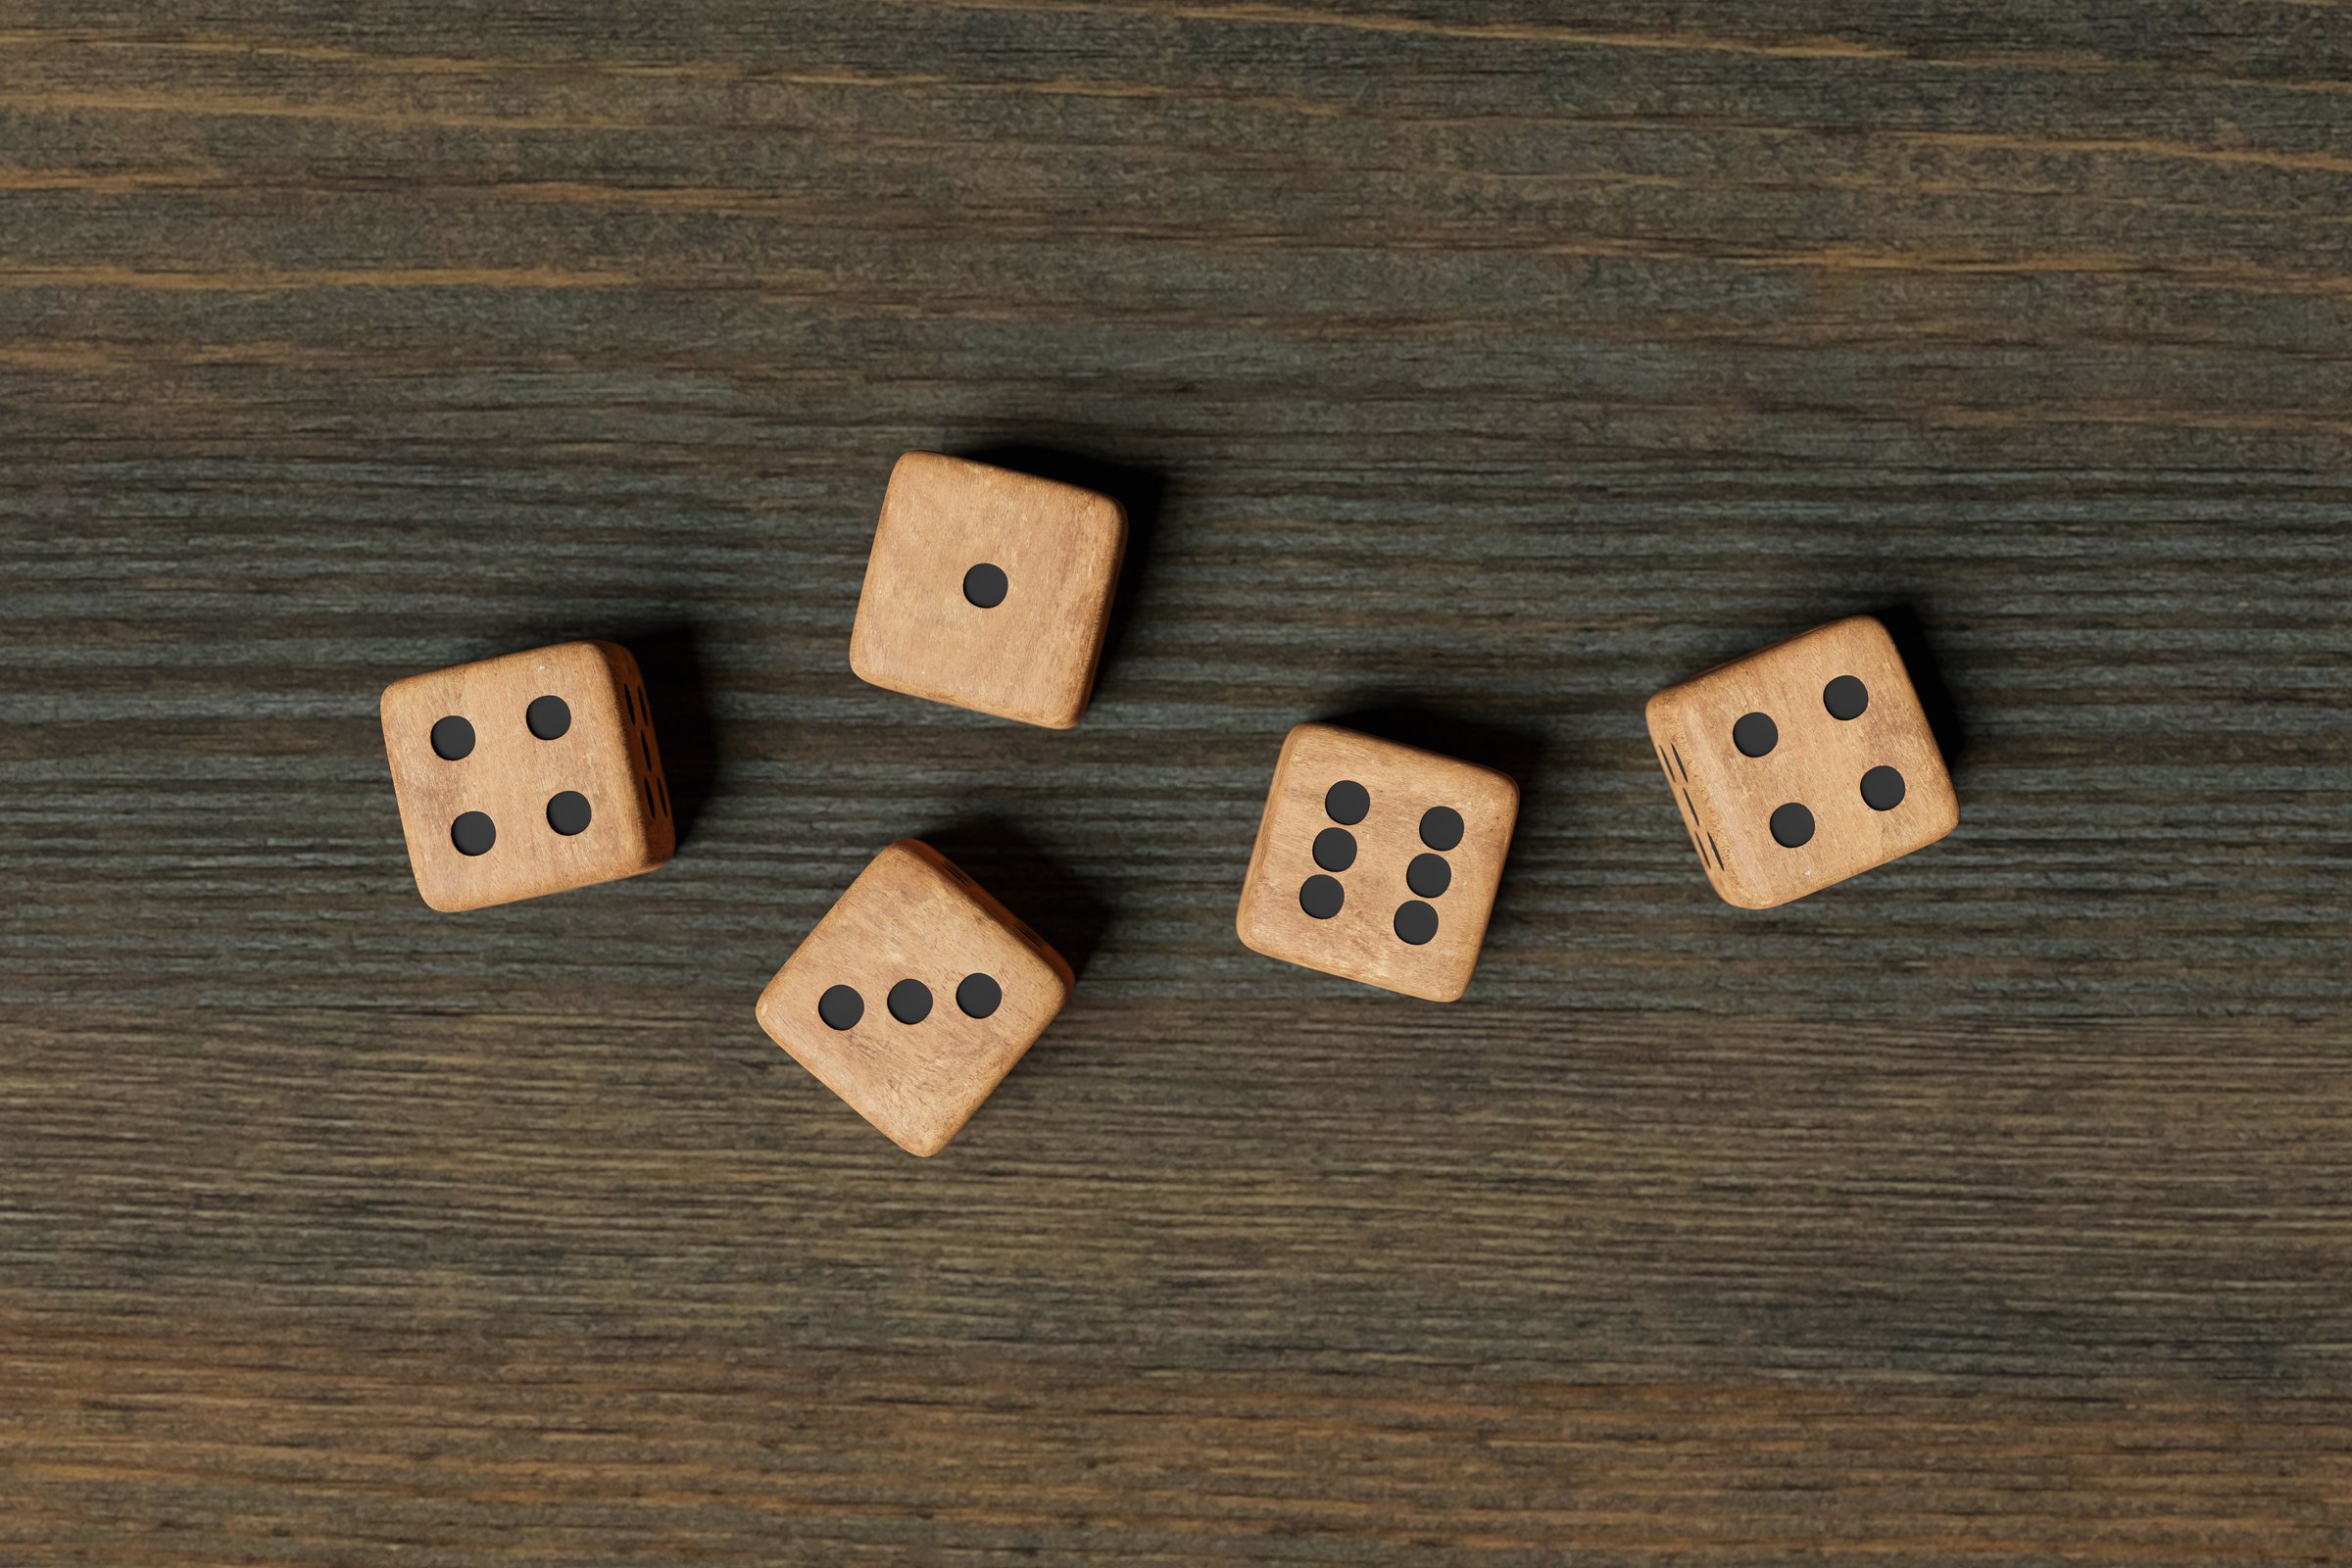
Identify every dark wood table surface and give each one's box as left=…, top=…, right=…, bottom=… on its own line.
left=6, top=3, right=2350, bottom=1561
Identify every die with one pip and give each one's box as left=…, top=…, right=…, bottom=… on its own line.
left=757, top=839, right=1074, bottom=1156
left=1236, top=723, right=1519, bottom=1002
left=849, top=452, right=1127, bottom=729
left=380, top=641, right=673, bottom=911
left=1644, top=614, right=1958, bottom=908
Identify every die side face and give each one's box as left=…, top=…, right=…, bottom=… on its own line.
left=1236, top=724, right=1519, bottom=1002
left=756, top=840, right=1074, bottom=1156
left=1646, top=616, right=1958, bottom=909
left=849, top=451, right=1127, bottom=729
left=380, top=641, right=672, bottom=912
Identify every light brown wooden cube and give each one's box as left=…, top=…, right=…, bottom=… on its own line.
left=1645, top=615, right=1959, bottom=909
left=849, top=451, right=1127, bottom=729
left=1236, top=723, right=1519, bottom=1003
left=380, top=641, right=673, bottom=911
left=756, top=840, right=1074, bottom=1156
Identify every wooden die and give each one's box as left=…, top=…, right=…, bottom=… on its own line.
left=849, top=452, right=1127, bottom=729
left=1645, top=615, right=1958, bottom=909
left=1236, top=723, right=1519, bottom=1003
left=380, top=641, right=673, bottom=911
left=756, top=840, right=1073, bottom=1156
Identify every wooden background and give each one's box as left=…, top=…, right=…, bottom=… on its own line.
left=5, top=1, right=2350, bottom=1560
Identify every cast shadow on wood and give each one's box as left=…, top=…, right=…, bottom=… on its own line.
left=614, top=620, right=719, bottom=850
left=954, top=443, right=1167, bottom=708
left=920, top=814, right=1111, bottom=984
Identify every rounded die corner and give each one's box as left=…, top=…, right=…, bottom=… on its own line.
left=1026, top=694, right=1092, bottom=731
left=585, top=639, right=644, bottom=681
left=517, top=639, right=612, bottom=682
left=1713, top=878, right=1788, bottom=912
left=896, top=1127, right=956, bottom=1159
left=377, top=674, right=417, bottom=722
left=1233, top=922, right=1304, bottom=982
left=1359, top=954, right=1480, bottom=1004
left=843, top=630, right=896, bottom=694
left=1281, top=719, right=1340, bottom=749
left=1079, top=491, right=1129, bottom=552
left=1033, top=959, right=1078, bottom=1017
left=881, top=837, right=977, bottom=895
left=1233, top=887, right=1277, bottom=955
left=635, top=827, right=678, bottom=873
left=414, top=879, right=478, bottom=916
left=879, top=449, right=956, bottom=500
left=1916, top=788, right=1962, bottom=845
left=1642, top=686, right=1685, bottom=731
left=1824, top=611, right=1895, bottom=642
left=1470, top=760, right=1522, bottom=820
left=1270, top=721, right=1354, bottom=778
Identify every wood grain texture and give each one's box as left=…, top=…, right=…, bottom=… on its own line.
left=756, top=838, right=1074, bottom=1155
left=381, top=640, right=673, bottom=910
left=1237, top=722, right=1518, bottom=1000
left=851, top=451, right=1128, bottom=728
left=3, top=0, right=2351, bottom=1560
left=1646, top=615, right=1959, bottom=908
